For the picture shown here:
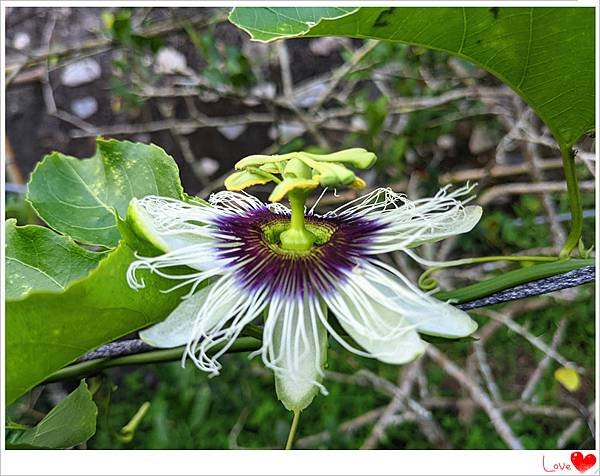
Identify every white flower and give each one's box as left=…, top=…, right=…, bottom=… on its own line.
left=126, top=185, right=481, bottom=412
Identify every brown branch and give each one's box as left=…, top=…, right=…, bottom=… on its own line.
left=456, top=266, right=595, bottom=311
left=439, top=158, right=564, bottom=184
left=361, top=364, right=418, bottom=450
left=479, top=180, right=596, bottom=205
left=296, top=406, right=409, bottom=448
left=359, top=366, right=451, bottom=449
left=69, top=114, right=275, bottom=138
left=308, top=40, right=379, bottom=113
left=520, top=319, right=568, bottom=401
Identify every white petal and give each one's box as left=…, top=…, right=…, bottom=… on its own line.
left=404, top=205, right=482, bottom=248
left=127, top=196, right=226, bottom=278
left=328, top=186, right=482, bottom=253
left=139, top=282, right=226, bottom=348
left=264, top=295, right=328, bottom=412
left=365, top=261, right=478, bottom=338
left=323, top=275, right=427, bottom=365
left=187, top=278, right=270, bottom=375
left=128, top=197, right=215, bottom=251
left=371, top=203, right=482, bottom=253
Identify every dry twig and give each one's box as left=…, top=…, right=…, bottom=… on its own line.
left=426, top=345, right=524, bottom=449
left=520, top=319, right=568, bottom=401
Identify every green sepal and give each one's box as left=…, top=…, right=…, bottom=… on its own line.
left=116, top=209, right=166, bottom=256
left=183, top=193, right=209, bottom=206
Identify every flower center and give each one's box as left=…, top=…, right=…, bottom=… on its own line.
left=261, top=219, right=337, bottom=256
left=212, top=207, right=386, bottom=297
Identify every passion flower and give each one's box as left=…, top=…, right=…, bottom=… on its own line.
left=126, top=149, right=481, bottom=412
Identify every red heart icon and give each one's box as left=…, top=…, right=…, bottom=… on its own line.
left=571, top=452, right=597, bottom=473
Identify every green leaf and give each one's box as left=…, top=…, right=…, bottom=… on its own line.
left=27, top=138, right=185, bottom=248
left=229, top=7, right=358, bottom=42
left=5, top=219, right=106, bottom=300
left=230, top=7, right=595, bottom=149
left=6, top=242, right=188, bottom=405
left=7, top=381, right=97, bottom=449
left=88, top=374, right=115, bottom=428
left=554, top=366, right=581, bottom=392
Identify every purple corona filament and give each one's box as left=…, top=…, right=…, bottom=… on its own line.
left=212, top=206, right=387, bottom=298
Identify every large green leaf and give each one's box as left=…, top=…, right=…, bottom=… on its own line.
left=6, top=242, right=187, bottom=405
left=229, top=7, right=358, bottom=41
left=5, top=219, right=106, bottom=300
left=230, top=7, right=595, bottom=148
left=27, top=138, right=185, bottom=248
left=7, top=381, right=97, bottom=449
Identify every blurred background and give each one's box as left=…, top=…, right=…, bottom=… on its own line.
left=5, top=6, right=596, bottom=450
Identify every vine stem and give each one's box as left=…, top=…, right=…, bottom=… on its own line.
left=285, top=411, right=301, bottom=450
left=434, top=258, right=593, bottom=303
left=559, top=145, right=583, bottom=258
left=43, top=337, right=262, bottom=384
left=418, top=255, right=558, bottom=290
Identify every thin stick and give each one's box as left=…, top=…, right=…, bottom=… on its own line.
left=520, top=319, right=568, bottom=401
left=439, top=158, right=564, bottom=184
left=557, top=418, right=585, bottom=449
left=556, top=403, right=596, bottom=449
left=70, top=114, right=275, bottom=138
left=357, top=367, right=451, bottom=449
left=285, top=411, right=301, bottom=450
left=525, top=138, right=566, bottom=247
left=309, top=40, right=379, bottom=113
left=43, top=337, right=261, bottom=384
left=480, top=310, right=585, bottom=373
left=361, top=364, right=418, bottom=449
left=277, top=42, right=294, bottom=99
left=426, top=345, right=524, bottom=450
left=474, top=340, right=502, bottom=402
left=296, top=406, right=392, bottom=448
left=479, top=180, right=595, bottom=206
left=6, top=12, right=226, bottom=77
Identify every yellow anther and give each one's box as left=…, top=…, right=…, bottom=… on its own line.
left=351, top=177, right=366, bottom=189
